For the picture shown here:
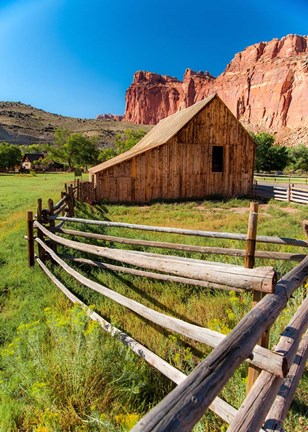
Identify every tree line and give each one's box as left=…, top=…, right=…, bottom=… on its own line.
left=0, top=129, right=307, bottom=174
left=253, top=132, right=308, bottom=173
left=0, top=129, right=146, bottom=171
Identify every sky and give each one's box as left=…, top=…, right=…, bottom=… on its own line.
left=0, top=0, right=307, bottom=118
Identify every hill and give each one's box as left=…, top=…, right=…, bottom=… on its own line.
left=0, top=101, right=151, bottom=147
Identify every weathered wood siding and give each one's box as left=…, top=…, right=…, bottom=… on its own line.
left=95, top=97, right=255, bottom=202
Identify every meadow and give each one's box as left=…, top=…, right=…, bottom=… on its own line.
left=0, top=173, right=307, bottom=431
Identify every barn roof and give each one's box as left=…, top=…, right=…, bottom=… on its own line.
left=89, top=94, right=217, bottom=174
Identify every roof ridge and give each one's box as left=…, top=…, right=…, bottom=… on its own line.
left=89, top=94, right=217, bottom=173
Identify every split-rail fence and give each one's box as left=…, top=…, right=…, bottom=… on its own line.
left=26, top=187, right=308, bottom=431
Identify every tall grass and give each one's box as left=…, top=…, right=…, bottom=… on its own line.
left=0, top=174, right=307, bottom=431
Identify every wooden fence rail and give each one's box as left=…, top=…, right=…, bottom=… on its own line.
left=132, top=257, right=308, bottom=432
left=26, top=193, right=308, bottom=432
left=48, top=216, right=308, bottom=247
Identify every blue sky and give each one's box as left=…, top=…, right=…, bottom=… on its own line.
left=0, top=0, right=307, bottom=118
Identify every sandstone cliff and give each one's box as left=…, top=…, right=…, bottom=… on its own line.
left=124, top=35, right=308, bottom=145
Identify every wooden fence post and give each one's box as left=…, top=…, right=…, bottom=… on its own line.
left=61, top=191, right=66, bottom=216
left=27, top=211, right=35, bottom=267
left=48, top=199, right=56, bottom=253
left=37, top=198, right=45, bottom=261
left=287, top=182, right=291, bottom=202
left=68, top=185, right=74, bottom=216
left=244, top=202, right=258, bottom=269
left=245, top=201, right=270, bottom=393
left=48, top=199, right=55, bottom=229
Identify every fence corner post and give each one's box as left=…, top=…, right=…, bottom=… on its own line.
left=27, top=211, right=35, bottom=267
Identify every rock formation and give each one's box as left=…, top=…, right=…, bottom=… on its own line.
left=124, top=35, right=308, bottom=145
left=96, top=113, right=123, bottom=121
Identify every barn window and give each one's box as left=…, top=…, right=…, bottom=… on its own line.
left=212, top=146, right=224, bottom=172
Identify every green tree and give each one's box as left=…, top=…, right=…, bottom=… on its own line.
left=0, top=142, right=22, bottom=170
left=49, top=129, right=99, bottom=170
left=98, top=147, right=117, bottom=162
left=287, top=144, right=308, bottom=173
left=115, top=129, right=146, bottom=154
left=253, top=132, right=289, bottom=172
left=98, top=129, right=147, bottom=164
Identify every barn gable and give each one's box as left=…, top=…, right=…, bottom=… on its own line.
left=89, top=94, right=255, bottom=202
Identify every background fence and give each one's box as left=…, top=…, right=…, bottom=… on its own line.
left=254, top=183, right=308, bottom=204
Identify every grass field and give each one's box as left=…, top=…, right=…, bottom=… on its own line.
left=0, top=173, right=307, bottom=431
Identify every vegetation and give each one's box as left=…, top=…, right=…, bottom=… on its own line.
left=0, top=173, right=307, bottom=431
left=253, top=132, right=308, bottom=175
left=45, top=129, right=100, bottom=170
left=0, top=142, right=22, bottom=170
left=99, top=129, right=147, bottom=162
left=253, top=132, right=289, bottom=172
left=287, top=144, right=308, bottom=173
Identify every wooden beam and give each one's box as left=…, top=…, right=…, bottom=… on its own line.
left=227, top=295, right=308, bottom=432
left=34, top=222, right=276, bottom=292
left=50, top=216, right=308, bottom=247
left=35, top=255, right=239, bottom=425
left=51, top=227, right=306, bottom=262
left=130, top=257, right=308, bottom=432
left=52, top=195, right=67, bottom=211
left=59, top=253, right=244, bottom=292
left=36, top=239, right=284, bottom=376
left=263, top=333, right=308, bottom=432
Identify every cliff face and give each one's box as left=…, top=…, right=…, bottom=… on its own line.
left=124, top=35, right=308, bottom=145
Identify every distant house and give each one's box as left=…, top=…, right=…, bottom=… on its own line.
left=89, top=94, right=255, bottom=203
left=21, top=153, right=44, bottom=170
left=20, top=153, right=65, bottom=172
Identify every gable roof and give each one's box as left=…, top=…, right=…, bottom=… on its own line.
left=89, top=94, right=217, bottom=174
left=22, top=153, right=44, bottom=163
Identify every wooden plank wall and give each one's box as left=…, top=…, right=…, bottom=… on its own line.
left=95, top=98, right=255, bottom=202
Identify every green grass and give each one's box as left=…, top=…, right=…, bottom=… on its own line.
left=0, top=174, right=307, bottom=431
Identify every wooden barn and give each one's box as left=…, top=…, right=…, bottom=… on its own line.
left=89, top=94, right=255, bottom=203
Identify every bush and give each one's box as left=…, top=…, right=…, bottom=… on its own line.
left=0, top=305, right=169, bottom=431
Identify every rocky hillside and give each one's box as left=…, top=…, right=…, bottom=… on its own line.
left=0, top=102, right=150, bottom=147
left=124, top=34, right=308, bottom=146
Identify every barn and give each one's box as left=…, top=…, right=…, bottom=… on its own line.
left=89, top=94, right=255, bottom=203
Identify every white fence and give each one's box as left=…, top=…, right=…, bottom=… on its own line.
left=254, top=184, right=308, bottom=204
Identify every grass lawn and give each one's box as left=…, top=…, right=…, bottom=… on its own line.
left=0, top=173, right=307, bottom=431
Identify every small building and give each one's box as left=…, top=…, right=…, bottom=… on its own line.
left=89, top=94, right=255, bottom=203
left=21, top=153, right=44, bottom=170
left=20, top=153, right=65, bottom=172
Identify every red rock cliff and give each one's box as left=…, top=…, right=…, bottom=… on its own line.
left=124, top=35, right=308, bottom=144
